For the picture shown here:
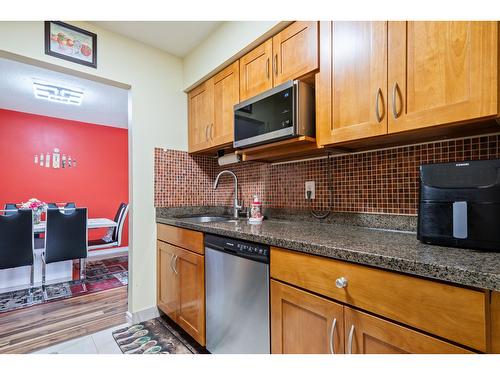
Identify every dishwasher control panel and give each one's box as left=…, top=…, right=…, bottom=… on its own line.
left=205, top=234, right=270, bottom=263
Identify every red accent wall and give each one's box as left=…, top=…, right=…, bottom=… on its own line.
left=0, top=109, right=128, bottom=246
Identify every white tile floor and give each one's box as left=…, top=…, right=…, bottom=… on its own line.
left=34, top=323, right=128, bottom=354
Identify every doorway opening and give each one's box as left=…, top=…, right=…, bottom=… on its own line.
left=0, top=55, right=131, bottom=353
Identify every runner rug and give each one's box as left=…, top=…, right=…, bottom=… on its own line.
left=112, top=316, right=205, bottom=354
left=0, top=256, right=128, bottom=314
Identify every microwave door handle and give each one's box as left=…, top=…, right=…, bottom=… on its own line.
left=294, top=81, right=298, bottom=135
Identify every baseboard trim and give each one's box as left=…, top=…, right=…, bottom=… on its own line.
left=126, top=305, right=160, bottom=325
left=88, top=246, right=128, bottom=259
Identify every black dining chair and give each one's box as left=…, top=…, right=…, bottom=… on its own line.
left=3, top=203, right=18, bottom=217
left=88, top=203, right=129, bottom=250
left=41, top=208, right=88, bottom=295
left=0, top=209, right=35, bottom=296
left=64, top=202, right=76, bottom=214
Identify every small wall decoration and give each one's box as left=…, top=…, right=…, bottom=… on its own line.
left=34, top=148, right=77, bottom=169
left=45, top=21, right=97, bottom=68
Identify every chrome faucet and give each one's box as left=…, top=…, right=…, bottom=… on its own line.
left=213, top=170, right=242, bottom=219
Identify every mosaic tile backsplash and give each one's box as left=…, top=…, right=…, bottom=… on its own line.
left=154, top=133, right=500, bottom=215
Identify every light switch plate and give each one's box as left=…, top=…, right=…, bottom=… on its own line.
left=305, top=181, right=315, bottom=199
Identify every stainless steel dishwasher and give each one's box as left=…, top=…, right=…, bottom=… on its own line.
left=205, top=233, right=270, bottom=354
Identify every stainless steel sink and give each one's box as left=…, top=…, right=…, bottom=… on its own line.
left=175, top=215, right=234, bottom=223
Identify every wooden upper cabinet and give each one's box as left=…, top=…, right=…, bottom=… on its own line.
left=388, top=21, right=498, bottom=133
left=157, top=241, right=179, bottom=320
left=317, top=21, right=388, bottom=146
left=239, top=39, right=273, bottom=101
left=188, top=79, right=214, bottom=153
left=271, top=280, right=344, bottom=354
left=344, top=307, right=472, bottom=354
left=212, top=61, right=240, bottom=147
left=272, top=21, right=319, bottom=86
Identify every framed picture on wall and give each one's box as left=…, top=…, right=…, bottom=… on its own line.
left=44, top=21, right=97, bottom=68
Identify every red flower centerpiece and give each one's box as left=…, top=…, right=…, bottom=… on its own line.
left=20, top=198, right=47, bottom=224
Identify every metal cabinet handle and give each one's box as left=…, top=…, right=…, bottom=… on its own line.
left=266, top=58, right=270, bottom=79
left=274, top=54, right=278, bottom=76
left=210, top=123, right=214, bottom=140
left=375, top=88, right=383, bottom=123
left=392, top=81, right=401, bottom=119
left=335, top=277, right=348, bottom=289
left=347, top=325, right=355, bottom=354
left=169, top=254, right=175, bottom=273
left=329, top=318, right=337, bottom=354
left=172, top=255, right=178, bottom=275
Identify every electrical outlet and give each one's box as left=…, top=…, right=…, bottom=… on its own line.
left=305, top=181, right=315, bottom=199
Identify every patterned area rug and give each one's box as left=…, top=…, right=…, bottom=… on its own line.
left=113, top=316, right=206, bottom=354
left=0, top=256, right=128, bottom=314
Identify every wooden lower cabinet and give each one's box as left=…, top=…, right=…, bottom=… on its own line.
left=157, top=240, right=205, bottom=346
left=157, top=241, right=178, bottom=319
left=271, top=247, right=487, bottom=351
left=176, top=247, right=205, bottom=345
left=344, top=307, right=472, bottom=354
left=492, top=292, right=500, bottom=353
left=271, top=279, right=471, bottom=354
left=271, top=280, right=344, bottom=354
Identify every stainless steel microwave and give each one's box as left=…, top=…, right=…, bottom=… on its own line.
left=233, top=80, right=315, bottom=149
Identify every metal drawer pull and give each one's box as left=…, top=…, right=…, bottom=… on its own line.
left=347, top=325, right=355, bottom=354
left=329, top=318, right=337, bottom=354
left=375, top=88, right=383, bottom=123
left=335, top=277, right=348, bottom=288
left=172, top=255, right=178, bottom=275
left=274, top=55, right=278, bottom=76
left=392, top=81, right=401, bottom=119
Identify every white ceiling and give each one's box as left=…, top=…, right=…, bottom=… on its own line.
left=0, top=57, right=128, bottom=128
left=92, top=21, right=223, bottom=57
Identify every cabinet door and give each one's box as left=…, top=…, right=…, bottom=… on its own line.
left=157, top=241, right=179, bottom=320
left=272, top=21, right=318, bottom=86
left=176, top=247, right=206, bottom=346
left=188, top=79, right=214, bottom=153
left=318, top=22, right=388, bottom=145
left=344, top=307, right=472, bottom=354
left=212, top=61, right=239, bottom=147
left=492, top=292, right=500, bottom=354
left=239, top=39, right=273, bottom=101
left=271, top=280, right=344, bottom=354
left=388, top=21, right=498, bottom=133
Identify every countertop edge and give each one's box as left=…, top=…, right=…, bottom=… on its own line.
left=156, top=217, right=500, bottom=292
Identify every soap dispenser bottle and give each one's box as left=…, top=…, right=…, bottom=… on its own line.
left=249, top=194, right=263, bottom=224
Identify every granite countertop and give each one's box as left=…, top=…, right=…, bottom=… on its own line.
left=156, top=210, right=500, bottom=292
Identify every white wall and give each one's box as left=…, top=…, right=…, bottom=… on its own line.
left=0, top=21, right=187, bottom=314
left=182, top=21, right=287, bottom=91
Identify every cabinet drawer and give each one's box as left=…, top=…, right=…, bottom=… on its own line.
left=270, top=247, right=487, bottom=351
left=157, top=224, right=204, bottom=254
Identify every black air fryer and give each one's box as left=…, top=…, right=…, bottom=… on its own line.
left=418, top=159, right=500, bottom=251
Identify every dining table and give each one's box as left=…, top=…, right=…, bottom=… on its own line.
left=33, top=218, right=117, bottom=233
